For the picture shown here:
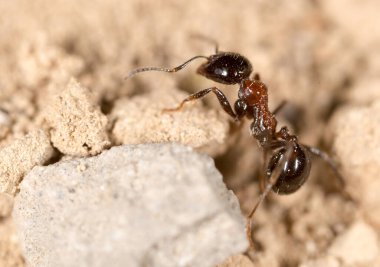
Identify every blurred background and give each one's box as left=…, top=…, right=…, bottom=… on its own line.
left=1, top=1, right=379, bottom=266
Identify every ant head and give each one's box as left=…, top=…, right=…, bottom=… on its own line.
left=197, top=52, right=252, bottom=85
left=266, top=142, right=311, bottom=195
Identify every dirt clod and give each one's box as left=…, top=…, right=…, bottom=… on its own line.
left=0, top=129, right=54, bottom=194
left=45, top=78, right=110, bottom=156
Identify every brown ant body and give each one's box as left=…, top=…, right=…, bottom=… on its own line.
left=125, top=43, right=345, bottom=248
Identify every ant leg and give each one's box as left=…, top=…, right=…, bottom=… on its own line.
left=190, top=33, right=219, bottom=53
left=258, top=150, right=269, bottom=192
left=252, top=73, right=260, bottom=81
left=163, top=87, right=238, bottom=120
left=257, top=141, right=287, bottom=191
left=305, top=146, right=354, bottom=201
left=246, top=143, right=293, bottom=249
left=272, top=100, right=287, bottom=115
left=305, top=146, right=345, bottom=187
left=124, top=55, right=209, bottom=80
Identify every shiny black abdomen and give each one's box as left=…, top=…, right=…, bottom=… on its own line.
left=266, top=143, right=311, bottom=195
left=197, top=52, right=253, bottom=84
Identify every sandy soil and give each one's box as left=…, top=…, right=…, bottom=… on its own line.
left=1, top=1, right=380, bottom=266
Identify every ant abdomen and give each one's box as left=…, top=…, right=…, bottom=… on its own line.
left=197, top=52, right=252, bottom=85
left=266, top=143, right=311, bottom=195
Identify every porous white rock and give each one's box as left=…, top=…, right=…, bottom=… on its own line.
left=13, top=143, right=247, bottom=267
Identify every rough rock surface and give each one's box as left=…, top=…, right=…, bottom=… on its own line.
left=13, top=143, right=247, bottom=267
left=45, top=78, right=110, bottom=156
left=110, top=89, right=229, bottom=155
left=328, top=221, right=379, bottom=266
left=330, top=100, right=380, bottom=228
left=299, top=220, right=379, bottom=267
left=0, top=129, right=54, bottom=194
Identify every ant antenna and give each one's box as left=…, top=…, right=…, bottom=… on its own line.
left=124, top=55, right=209, bottom=80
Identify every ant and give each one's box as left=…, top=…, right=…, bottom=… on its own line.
left=124, top=40, right=347, bottom=248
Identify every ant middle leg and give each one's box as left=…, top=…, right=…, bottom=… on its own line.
left=163, top=87, right=239, bottom=120
left=272, top=100, right=287, bottom=115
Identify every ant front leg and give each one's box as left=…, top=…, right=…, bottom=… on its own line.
left=163, top=87, right=240, bottom=120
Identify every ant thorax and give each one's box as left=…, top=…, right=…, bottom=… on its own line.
left=237, top=80, right=277, bottom=145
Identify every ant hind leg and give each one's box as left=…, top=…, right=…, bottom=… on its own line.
left=304, top=146, right=353, bottom=201
left=258, top=150, right=269, bottom=193
left=246, top=144, right=293, bottom=249
left=305, top=146, right=345, bottom=187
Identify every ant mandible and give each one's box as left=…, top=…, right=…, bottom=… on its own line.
left=124, top=40, right=346, bottom=248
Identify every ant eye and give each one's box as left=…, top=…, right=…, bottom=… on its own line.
left=267, top=144, right=311, bottom=195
